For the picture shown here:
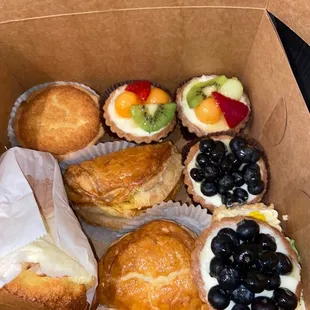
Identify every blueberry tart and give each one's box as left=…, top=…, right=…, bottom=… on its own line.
left=176, top=75, right=250, bottom=136
left=184, top=133, right=268, bottom=211
left=191, top=217, right=301, bottom=310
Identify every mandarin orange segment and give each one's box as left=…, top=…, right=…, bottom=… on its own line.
left=145, top=87, right=171, bottom=104
left=194, top=97, right=222, bottom=124
left=115, top=91, right=142, bottom=118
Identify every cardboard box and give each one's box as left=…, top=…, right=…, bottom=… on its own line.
left=0, top=0, right=309, bottom=308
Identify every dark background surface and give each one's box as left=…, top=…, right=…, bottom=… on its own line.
left=271, top=14, right=310, bottom=111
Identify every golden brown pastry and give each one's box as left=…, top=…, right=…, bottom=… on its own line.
left=97, top=220, right=205, bottom=309
left=63, top=142, right=183, bottom=229
left=14, top=84, right=104, bottom=160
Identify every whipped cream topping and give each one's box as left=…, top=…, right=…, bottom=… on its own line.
left=180, top=75, right=250, bottom=133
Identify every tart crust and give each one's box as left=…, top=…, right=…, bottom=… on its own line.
left=103, top=87, right=176, bottom=144
left=176, top=78, right=251, bottom=137
left=191, top=216, right=302, bottom=307
left=184, top=132, right=268, bottom=212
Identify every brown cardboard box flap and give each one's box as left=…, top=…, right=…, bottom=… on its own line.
left=268, top=0, right=310, bottom=45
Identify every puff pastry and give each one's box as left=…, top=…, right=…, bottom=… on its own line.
left=63, top=142, right=183, bottom=229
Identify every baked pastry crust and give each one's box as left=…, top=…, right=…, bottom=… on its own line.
left=176, top=79, right=251, bottom=137
left=184, top=133, right=268, bottom=212
left=0, top=266, right=88, bottom=310
left=97, top=220, right=205, bottom=309
left=103, top=87, right=176, bottom=143
left=191, top=216, right=302, bottom=307
left=64, top=142, right=183, bottom=229
left=14, top=84, right=104, bottom=159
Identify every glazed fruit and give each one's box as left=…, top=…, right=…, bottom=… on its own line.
left=243, top=164, right=261, bottom=186
left=187, top=75, right=228, bottom=108
left=230, top=137, right=247, bottom=153
left=208, top=285, right=230, bottom=310
left=236, top=219, right=260, bottom=241
left=231, top=285, right=254, bottom=305
left=232, top=171, right=245, bottom=187
left=212, top=92, right=249, bottom=128
left=203, top=164, right=220, bottom=181
left=235, top=147, right=261, bottom=164
left=190, top=168, right=204, bottom=182
left=115, top=91, right=142, bottom=118
left=218, top=228, right=240, bottom=247
left=248, top=181, right=265, bottom=195
left=218, top=175, right=234, bottom=193
left=222, top=192, right=237, bottom=206
left=266, top=273, right=281, bottom=290
left=130, top=103, right=176, bottom=132
left=211, top=234, right=234, bottom=259
left=259, top=251, right=279, bottom=273
left=195, top=97, right=222, bottom=124
left=125, top=80, right=151, bottom=101
left=233, top=188, right=248, bottom=203
left=210, top=257, right=227, bottom=278
left=254, top=234, right=277, bottom=252
left=196, top=153, right=209, bottom=168
left=145, top=87, right=170, bottom=104
left=275, top=253, right=293, bottom=275
left=219, top=78, right=244, bottom=101
left=251, top=297, right=276, bottom=310
left=233, top=243, right=258, bottom=268
left=201, top=181, right=217, bottom=196
left=273, top=288, right=298, bottom=310
left=199, top=138, right=216, bottom=154
left=243, top=270, right=267, bottom=293
left=218, top=267, right=241, bottom=290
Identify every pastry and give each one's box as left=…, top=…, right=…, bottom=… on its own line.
left=97, top=220, right=205, bottom=309
left=103, top=80, right=176, bottom=143
left=176, top=75, right=250, bottom=136
left=184, top=132, right=268, bottom=212
left=191, top=214, right=302, bottom=310
left=13, top=84, right=104, bottom=160
left=63, top=142, right=183, bottom=229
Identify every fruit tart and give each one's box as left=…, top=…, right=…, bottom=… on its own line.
left=184, top=133, right=268, bottom=212
left=191, top=215, right=302, bottom=310
left=176, top=75, right=250, bottom=136
left=103, top=80, right=176, bottom=143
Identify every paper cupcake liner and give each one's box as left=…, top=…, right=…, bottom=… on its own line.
left=7, top=81, right=99, bottom=148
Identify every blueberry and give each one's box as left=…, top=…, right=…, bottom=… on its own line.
left=208, top=285, right=230, bottom=310
left=218, top=175, right=234, bottom=192
left=215, top=140, right=226, bottom=153
left=233, top=243, right=258, bottom=268
left=218, top=228, right=240, bottom=247
left=266, top=273, right=280, bottom=290
left=210, top=142, right=226, bottom=163
left=218, top=267, right=241, bottom=290
left=201, top=181, right=217, bottom=197
left=232, top=171, right=245, bottom=187
left=275, top=252, right=293, bottom=275
left=210, top=257, right=227, bottom=278
left=232, top=305, right=250, bottom=310
left=211, top=235, right=234, bottom=259
left=248, top=181, right=265, bottom=195
left=252, top=297, right=277, bottom=310
left=236, top=219, right=260, bottom=241
left=243, top=270, right=267, bottom=293
left=226, top=152, right=242, bottom=171
left=203, top=164, right=220, bottom=181
left=199, top=138, right=216, bottom=154
left=273, top=288, right=298, bottom=310
left=230, top=137, right=247, bottom=153
left=231, top=285, right=254, bottom=305
left=225, top=192, right=238, bottom=206
left=233, top=188, right=248, bottom=203
left=259, top=251, right=279, bottom=273
left=196, top=153, right=209, bottom=168
left=235, top=147, right=261, bottom=164
left=243, top=164, right=261, bottom=186
left=190, top=168, right=204, bottom=182
left=254, top=234, right=277, bottom=252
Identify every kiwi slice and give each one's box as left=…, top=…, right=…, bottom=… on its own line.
left=131, top=103, right=176, bottom=133
left=186, top=75, right=228, bottom=108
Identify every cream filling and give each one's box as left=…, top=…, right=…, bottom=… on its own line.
left=181, top=75, right=250, bottom=132
left=200, top=222, right=301, bottom=310
left=188, top=137, right=261, bottom=208
left=107, top=85, right=168, bottom=137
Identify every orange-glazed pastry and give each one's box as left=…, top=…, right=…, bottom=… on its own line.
left=103, top=81, right=176, bottom=143
left=97, top=220, right=206, bottom=309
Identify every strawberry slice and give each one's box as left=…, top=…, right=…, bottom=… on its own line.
left=125, top=80, right=152, bottom=101
left=212, top=92, right=249, bottom=128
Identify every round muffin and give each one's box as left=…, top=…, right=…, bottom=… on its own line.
left=13, top=84, right=104, bottom=160
left=184, top=132, right=268, bottom=212
left=103, top=80, right=176, bottom=143
left=97, top=220, right=205, bottom=309
left=176, top=75, right=251, bottom=137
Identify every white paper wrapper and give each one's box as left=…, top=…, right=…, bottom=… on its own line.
left=7, top=81, right=99, bottom=148
left=0, top=147, right=97, bottom=303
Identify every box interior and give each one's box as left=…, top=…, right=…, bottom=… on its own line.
left=0, top=3, right=309, bottom=306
